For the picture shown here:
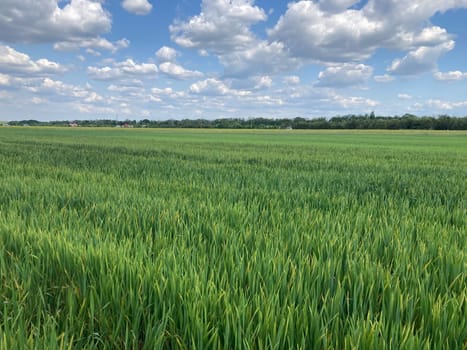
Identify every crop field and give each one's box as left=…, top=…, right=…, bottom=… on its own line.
left=0, top=127, right=465, bottom=349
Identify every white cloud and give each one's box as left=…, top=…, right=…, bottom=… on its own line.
left=317, top=64, right=373, bottom=87
left=87, top=66, right=118, bottom=80
left=332, top=94, right=379, bottom=108
left=170, top=1, right=300, bottom=78
left=30, top=78, right=112, bottom=115
left=54, top=38, right=129, bottom=53
left=108, top=84, right=144, bottom=94
left=190, top=78, right=250, bottom=96
left=409, top=26, right=452, bottom=47
left=167, top=0, right=467, bottom=82
left=170, top=0, right=266, bottom=54
left=74, top=104, right=115, bottom=115
left=364, top=0, right=467, bottom=25
left=0, top=74, right=11, bottom=86
left=117, top=59, right=158, bottom=75
left=269, top=0, right=466, bottom=64
left=227, top=75, right=271, bottom=90
left=85, top=49, right=102, bottom=57
left=150, top=87, right=186, bottom=103
left=0, top=45, right=66, bottom=76
left=374, top=74, right=394, bottom=83
left=221, top=41, right=298, bottom=77
left=159, top=62, right=203, bottom=80
left=88, top=59, right=158, bottom=80
left=30, top=78, right=108, bottom=112
left=398, top=93, right=412, bottom=100
left=283, top=76, right=300, bottom=85
left=427, top=98, right=467, bottom=110
left=0, top=0, right=111, bottom=43
left=198, top=49, right=209, bottom=57
left=31, top=96, right=47, bottom=104
left=388, top=41, right=455, bottom=75
left=156, top=46, right=178, bottom=62
left=155, top=46, right=203, bottom=80
left=41, top=78, right=89, bottom=98
left=269, top=1, right=384, bottom=62
left=84, top=92, right=104, bottom=103
left=254, top=76, right=272, bottom=89
left=122, top=0, right=153, bottom=15
left=319, top=0, right=360, bottom=13
left=0, top=76, right=41, bottom=92
left=151, top=87, right=175, bottom=95
left=434, top=70, right=467, bottom=81
left=245, top=95, right=284, bottom=106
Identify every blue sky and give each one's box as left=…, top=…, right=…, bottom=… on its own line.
left=1, top=0, right=467, bottom=121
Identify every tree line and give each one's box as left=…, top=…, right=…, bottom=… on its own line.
left=5, top=114, right=467, bottom=130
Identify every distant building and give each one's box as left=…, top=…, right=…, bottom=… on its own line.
left=69, top=122, right=79, bottom=127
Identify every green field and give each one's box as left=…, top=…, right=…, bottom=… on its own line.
left=0, top=127, right=466, bottom=349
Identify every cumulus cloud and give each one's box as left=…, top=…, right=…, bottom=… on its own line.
left=319, top=0, right=360, bottom=13
left=398, top=93, right=412, bottom=100
left=0, top=74, right=11, bottom=86
left=107, top=84, right=144, bottom=94
left=32, top=96, right=47, bottom=105
left=170, top=1, right=302, bottom=78
left=331, top=94, right=379, bottom=108
left=0, top=0, right=111, bottom=43
left=427, top=98, right=467, bottom=110
left=0, top=45, right=66, bottom=76
left=159, top=62, right=203, bottom=80
left=28, top=78, right=113, bottom=114
left=84, top=92, right=104, bottom=103
left=155, top=46, right=203, bottom=80
left=254, top=76, right=273, bottom=89
left=87, top=66, right=118, bottom=80
left=0, top=75, right=40, bottom=92
left=0, top=0, right=132, bottom=54
left=269, top=0, right=466, bottom=63
left=374, top=74, right=394, bottom=83
left=387, top=41, right=455, bottom=75
left=190, top=78, right=250, bottom=96
left=117, top=59, right=158, bottom=75
left=434, top=70, right=467, bottom=81
left=171, top=0, right=303, bottom=78
left=156, top=46, right=178, bottom=62
left=73, top=103, right=115, bottom=115
left=54, top=38, right=130, bottom=53
left=317, top=64, right=373, bottom=87
left=122, top=0, right=153, bottom=15
left=221, top=41, right=298, bottom=77
left=170, top=0, right=267, bottom=54
left=283, top=76, right=300, bottom=85
left=269, top=1, right=384, bottom=62
left=168, top=0, right=467, bottom=81
left=364, top=0, right=467, bottom=24
left=150, top=87, right=186, bottom=102
left=247, top=94, right=284, bottom=106
left=40, top=78, right=90, bottom=98
left=87, top=59, right=158, bottom=80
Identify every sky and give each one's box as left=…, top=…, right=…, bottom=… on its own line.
left=1, top=0, right=467, bottom=121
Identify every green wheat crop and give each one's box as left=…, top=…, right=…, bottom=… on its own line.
left=0, top=127, right=465, bottom=349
